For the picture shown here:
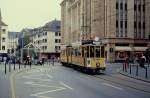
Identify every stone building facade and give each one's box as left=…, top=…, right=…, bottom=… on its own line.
left=61, top=0, right=150, bottom=62
left=0, top=9, right=8, bottom=56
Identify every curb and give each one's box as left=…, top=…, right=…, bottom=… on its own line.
left=119, top=71, right=150, bottom=83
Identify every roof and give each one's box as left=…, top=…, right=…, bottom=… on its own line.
left=0, top=21, right=8, bottom=26
left=44, top=19, right=61, bottom=32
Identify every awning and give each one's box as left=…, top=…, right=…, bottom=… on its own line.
left=115, top=46, right=147, bottom=52
left=115, top=46, right=132, bottom=51
left=134, top=47, right=147, bottom=51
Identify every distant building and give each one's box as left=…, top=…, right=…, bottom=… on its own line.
left=30, top=19, right=61, bottom=59
left=0, top=9, right=8, bottom=57
left=61, top=0, right=150, bottom=62
left=8, top=32, right=20, bottom=54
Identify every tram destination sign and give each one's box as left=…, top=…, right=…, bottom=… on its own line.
left=82, top=40, right=102, bottom=45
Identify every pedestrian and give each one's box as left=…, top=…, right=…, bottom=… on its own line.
left=145, top=42, right=150, bottom=64
left=52, top=57, right=55, bottom=66
left=123, top=54, right=129, bottom=72
left=134, top=55, right=139, bottom=65
left=139, top=53, right=146, bottom=68
left=3, top=56, right=7, bottom=65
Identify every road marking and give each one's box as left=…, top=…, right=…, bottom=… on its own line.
left=10, top=72, right=16, bottom=98
left=31, top=88, right=66, bottom=98
left=47, top=74, right=53, bottom=79
left=60, top=82, right=73, bottom=90
left=102, top=83, right=123, bottom=91
left=22, top=76, right=53, bottom=82
left=24, top=81, right=63, bottom=88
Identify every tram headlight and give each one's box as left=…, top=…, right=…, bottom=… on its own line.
left=87, top=58, right=91, bottom=67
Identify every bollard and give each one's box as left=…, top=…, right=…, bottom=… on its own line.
left=145, top=67, right=148, bottom=79
left=19, top=62, right=20, bottom=69
left=14, top=62, right=15, bottom=71
left=123, top=63, right=124, bottom=71
left=129, top=64, right=132, bottom=74
left=136, top=65, right=138, bottom=76
left=24, top=63, right=26, bottom=68
left=5, top=62, right=7, bottom=74
left=30, top=62, right=31, bottom=69
left=9, top=63, right=11, bottom=72
left=18, top=61, right=20, bottom=69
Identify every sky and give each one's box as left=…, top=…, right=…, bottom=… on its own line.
left=0, top=0, right=62, bottom=32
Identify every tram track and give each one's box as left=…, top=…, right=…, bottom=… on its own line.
left=105, top=73, right=150, bottom=87
left=59, top=64, right=150, bottom=94
left=92, top=74, right=150, bottom=94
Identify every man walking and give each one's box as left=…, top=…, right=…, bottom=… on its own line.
left=145, top=42, right=150, bottom=64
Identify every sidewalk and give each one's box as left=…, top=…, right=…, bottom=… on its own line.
left=120, top=63, right=150, bottom=83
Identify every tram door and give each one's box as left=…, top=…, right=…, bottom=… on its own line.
left=82, top=46, right=87, bottom=67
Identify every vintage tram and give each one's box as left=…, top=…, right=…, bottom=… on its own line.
left=60, top=40, right=106, bottom=73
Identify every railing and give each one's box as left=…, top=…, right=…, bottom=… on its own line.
left=122, top=62, right=150, bottom=79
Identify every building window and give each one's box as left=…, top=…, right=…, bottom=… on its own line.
left=138, top=22, right=141, bottom=29
left=2, top=46, right=5, bottom=50
left=2, top=29, right=6, bottom=33
left=134, top=4, right=137, bottom=11
left=55, top=39, right=57, bottom=43
left=120, top=2, right=123, bottom=10
left=125, top=21, right=127, bottom=28
left=55, top=46, right=57, bottom=49
left=2, top=38, right=6, bottom=42
left=125, top=3, right=127, bottom=11
left=45, top=46, right=47, bottom=50
left=138, top=4, right=141, bottom=12
left=116, top=2, right=119, bottom=9
left=59, top=39, right=61, bottom=43
left=55, top=32, right=58, bottom=36
left=143, top=4, right=145, bottom=12
left=134, top=21, right=137, bottom=29
left=55, top=39, right=60, bottom=43
left=120, top=21, right=123, bottom=28
left=116, top=20, right=118, bottom=28
left=143, top=22, right=145, bottom=29
left=45, top=39, right=47, bottom=43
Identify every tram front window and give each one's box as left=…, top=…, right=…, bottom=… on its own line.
left=96, top=46, right=100, bottom=57
left=90, top=46, right=94, bottom=57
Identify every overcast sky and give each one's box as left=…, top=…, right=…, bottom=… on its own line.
left=0, top=0, right=62, bottom=31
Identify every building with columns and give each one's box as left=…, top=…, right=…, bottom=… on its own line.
left=61, top=0, right=150, bottom=62
left=0, top=9, right=8, bottom=57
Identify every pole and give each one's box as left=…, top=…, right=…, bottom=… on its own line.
left=5, top=61, right=6, bottom=74
left=14, top=57, right=15, bottom=70
left=9, top=61, right=11, bottom=72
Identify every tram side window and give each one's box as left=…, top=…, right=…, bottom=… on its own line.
left=77, top=48, right=81, bottom=56
left=87, top=46, right=89, bottom=57
left=101, top=46, right=105, bottom=58
left=82, top=47, right=84, bottom=57
left=90, top=46, right=94, bottom=57
left=75, top=49, right=78, bottom=56
left=96, top=46, right=100, bottom=57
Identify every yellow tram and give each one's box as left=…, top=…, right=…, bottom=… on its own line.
left=61, top=41, right=106, bottom=73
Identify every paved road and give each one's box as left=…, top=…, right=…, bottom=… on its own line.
left=10, top=63, right=150, bottom=98
left=0, top=64, right=11, bottom=98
